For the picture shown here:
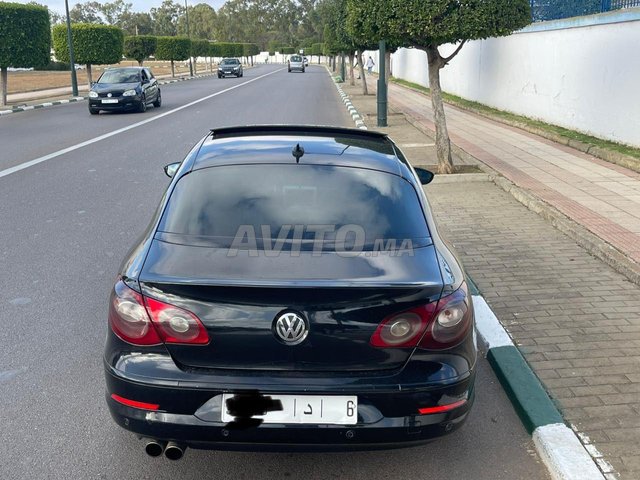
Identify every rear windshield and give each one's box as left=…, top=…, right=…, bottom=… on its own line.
left=158, top=165, right=430, bottom=252
left=98, top=69, right=140, bottom=84
left=291, top=56, right=302, bottom=62
left=221, top=59, right=239, bottom=65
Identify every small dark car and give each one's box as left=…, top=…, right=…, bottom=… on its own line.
left=104, top=126, right=476, bottom=460
left=88, top=67, right=161, bottom=115
left=218, top=58, right=243, bottom=78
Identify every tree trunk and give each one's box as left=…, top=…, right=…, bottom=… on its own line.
left=170, top=60, right=175, bottom=78
left=385, top=50, right=391, bottom=84
left=348, top=53, right=355, bottom=86
left=193, top=57, right=197, bottom=75
left=358, top=52, right=368, bottom=95
left=138, top=60, right=143, bottom=67
left=86, top=64, right=93, bottom=90
left=426, top=45, right=454, bottom=174
left=0, top=67, right=7, bottom=107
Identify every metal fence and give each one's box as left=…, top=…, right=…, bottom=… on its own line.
left=530, top=0, right=640, bottom=22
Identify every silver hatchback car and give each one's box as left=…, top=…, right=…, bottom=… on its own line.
left=288, top=54, right=305, bottom=73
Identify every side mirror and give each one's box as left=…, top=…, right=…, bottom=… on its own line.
left=164, top=162, right=180, bottom=178
left=414, top=167, right=435, bottom=185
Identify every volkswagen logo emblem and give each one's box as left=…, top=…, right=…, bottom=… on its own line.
left=273, top=311, right=308, bottom=345
left=107, top=93, right=112, bottom=97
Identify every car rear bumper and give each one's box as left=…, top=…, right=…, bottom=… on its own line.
left=89, top=97, right=141, bottom=111
left=105, top=364, right=475, bottom=451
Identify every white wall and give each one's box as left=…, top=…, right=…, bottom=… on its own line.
left=381, top=13, right=640, bottom=147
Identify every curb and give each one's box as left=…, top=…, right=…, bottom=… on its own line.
left=326, top=66, right=367, bottom=130
left=472, top=293, right=609, bottom=480
left=390, top=79, right=640, bottom=174
left=0, top=71, right=219, bottom=117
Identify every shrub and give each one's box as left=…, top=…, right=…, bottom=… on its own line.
left=0, top=2, right=51, bottom=106
left=155, top=36, right=191, bottom=77
left=123, top=35, right=157, bottom=65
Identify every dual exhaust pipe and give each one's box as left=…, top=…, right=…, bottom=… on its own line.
left=144, top=439, right=185, bottom=460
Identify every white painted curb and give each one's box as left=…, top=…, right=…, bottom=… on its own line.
left=472, top=296, right=513, bottom=349
left=533, top=424, right=605, bottom=480
left=327, top=65, right=367, bottom=130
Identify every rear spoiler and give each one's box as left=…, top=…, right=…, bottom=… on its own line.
left=209, top=124, right=389, bottom=141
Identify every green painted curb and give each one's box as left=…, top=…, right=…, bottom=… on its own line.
left=487, top=346, right=564, bottom=434
left=466, top=275, right=480, bottom=295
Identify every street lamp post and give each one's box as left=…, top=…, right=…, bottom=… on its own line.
left=64, top=0, right=78, bottom=96
left=377, top=40, right=387, bottom=127
left=184, top=0, right=193, bottom=76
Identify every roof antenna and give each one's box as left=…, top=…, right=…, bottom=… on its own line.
left=292, top=143, right=305, bottom=164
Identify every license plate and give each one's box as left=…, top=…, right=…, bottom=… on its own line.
left=221, top=394, right=357, bottom=425
left=101, top=99, right=118, bottom=104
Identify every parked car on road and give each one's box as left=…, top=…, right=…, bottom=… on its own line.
left=104, top=125, right=476, bottom=459
left=218, top=58, right=243, bottom=78
left=88, top=67, right=161, bottom=115
left=288, top=54, right=305, bottom=73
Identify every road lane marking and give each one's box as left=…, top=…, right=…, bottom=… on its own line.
left=0, top=68, right=284, bottom=180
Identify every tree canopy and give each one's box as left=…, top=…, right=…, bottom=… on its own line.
left=344, top=0, right=531, bottom=172
left=0, top=2, right=51, bottom=69
left=52, top=23, right=124, bottom=65
left=123, top=35, right=157, bottom=65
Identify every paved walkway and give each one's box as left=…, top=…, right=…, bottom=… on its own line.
left=428, top=179, right=640, bottom=480
left=368, top=78, right=640, bottom=266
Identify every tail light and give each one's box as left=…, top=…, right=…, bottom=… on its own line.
left=109, top=280, right=162, bottom=345
left=109, top=279, right=209, bottom=346
left=419, top=282, right=472, bottom=349
left=370, top=282, right=472, bottom=350
left=144, top=296, right=209, bottom=344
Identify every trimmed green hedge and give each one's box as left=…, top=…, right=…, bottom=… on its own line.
left=191, top=39, right=210, bottom=58
left=37, top=61, right=71, bottom=71
left=212, top=42, right=243, bottom=58
left=311, top=43, right=324, bottom=56
left=281, top=46, right=295, bottom=55
left=123, top=35, right=157, bottom=65
left=53, top=23, right=123, bottom=65
left=0, top=2, right=50, bottom=69
left=242, top=43, right=260, bottom=57
left=155, top=36, right=191, bottom=61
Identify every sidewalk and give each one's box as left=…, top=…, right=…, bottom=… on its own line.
left=341, top=76, right=640, bottom=478
left=367, top=77, right=640, bottom=277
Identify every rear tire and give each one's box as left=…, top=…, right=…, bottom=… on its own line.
left=153, top=90, right=162, bottom=108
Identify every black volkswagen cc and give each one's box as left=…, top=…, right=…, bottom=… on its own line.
left=104, top=125, right=476, bottom=460
left=88, top=67, right=161, bottom=115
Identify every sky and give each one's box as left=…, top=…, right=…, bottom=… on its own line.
left=14, top=0, right=227, bottom=15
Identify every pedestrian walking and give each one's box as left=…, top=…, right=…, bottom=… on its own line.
left=366, top=56, right=374, bottom=74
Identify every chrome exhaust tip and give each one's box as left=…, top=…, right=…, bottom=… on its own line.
left=143, top=439, right=166, bottom=457
left=164, top=441, right=185, bottom=461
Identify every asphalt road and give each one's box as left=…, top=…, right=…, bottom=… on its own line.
left=0, top=64, right=548, bottom=479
